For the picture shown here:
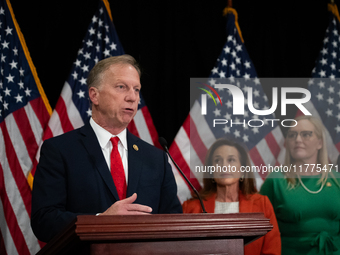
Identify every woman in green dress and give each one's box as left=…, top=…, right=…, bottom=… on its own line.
left=260, top=115, right=340, bottom=255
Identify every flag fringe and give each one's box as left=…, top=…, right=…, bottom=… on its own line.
left=27, top=172, right=34, bottom=190
left=102, top=0, right=113, bottom=21
left=223, top=7, right=244, bottom=43
left=328, top=3, right=340, bottom=23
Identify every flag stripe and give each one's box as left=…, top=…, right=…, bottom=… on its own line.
left=272, top=125, right=285, bottom=164
left=5, top=115, right=32, bottom=179
left=169, top=141, right=202, bottom=190
left=0, top=191, right=21, bottom=255
left=0, top=137, right=33, bottom=255
left=133, top=110, right=152, bottom=144
left=0, top=173, right=30, bottom=255
left=264, top=131, right=281, bottom=159
left=54, top=97, right=74, bottom=134
left=45, top=112, right=63, bottom=139
left=41, top=126, right=53, bottom=142
left=12, top=108, right=38, bottom=163
left=170, top=159, right=191, bottom=203
left=173, top=126, right=202, bottom=188
left=61, top=82, right=84, bottom=129
left=256, top=139, right=275, bottom=167
left=170, top=127, right=198, bottom=202
left=0, top=196, right=16, bottom=255
left=188, top=140, right=205, bottom=185
left=1, top=122, right=32, bottom=215
left=190, top=101, right=216, bottom=149
left=127, top=119, right=140, bottom=138
left=141, top=106, right=160, bottom=147
left=187, top=115, right=208, bottom=165
left=28, top=97, right=50, bottom=132
left=25, top=102, right=45, bottom=147
left=249, top=146, right=267, bottom=179
left=2, top=119, right=41, bottom=253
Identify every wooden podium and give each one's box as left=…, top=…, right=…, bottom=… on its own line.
left=37, top=213, right=272, bottom=255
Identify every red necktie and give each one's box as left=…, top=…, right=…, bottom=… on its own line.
left=110, top=137, right=126, bottom=200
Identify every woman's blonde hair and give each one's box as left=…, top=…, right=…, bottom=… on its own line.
left=284, top=115, right=329, bottom=186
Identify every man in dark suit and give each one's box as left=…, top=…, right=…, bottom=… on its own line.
left=31, top=55, right=182, bottom=243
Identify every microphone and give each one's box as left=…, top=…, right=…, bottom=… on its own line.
left=159, top=137, right=207, bottom=213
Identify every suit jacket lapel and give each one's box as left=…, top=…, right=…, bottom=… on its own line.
left=80, top=122, right=120, bottom=201
left=126, top=131, right=143, bottom=197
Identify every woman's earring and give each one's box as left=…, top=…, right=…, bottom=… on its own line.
left=239, top=175, right=244, bottom=182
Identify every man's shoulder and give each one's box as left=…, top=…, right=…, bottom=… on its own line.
left=127, top=131, right=164, bottom=153
left=43, top=125, right=88, bottom=146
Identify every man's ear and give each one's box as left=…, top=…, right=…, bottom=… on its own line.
left=89, top=87, right=99, bottom=105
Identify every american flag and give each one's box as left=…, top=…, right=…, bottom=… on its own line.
left=0, top=0, right=51, bottom=254
left=169, top=7, right=285, bottom=203
left=39, top=0, right=160, bottom=165
left=297, top=3, right=340, bottom=164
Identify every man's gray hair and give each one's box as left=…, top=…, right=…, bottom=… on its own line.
left=87, top=54, right=141, bottom=89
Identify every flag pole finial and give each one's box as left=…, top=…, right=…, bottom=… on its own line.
left=222, top=3, right=244, bottom=43
left=328, top=1, right=340, bottom=23
left=228, top=0, right=232, bottom=7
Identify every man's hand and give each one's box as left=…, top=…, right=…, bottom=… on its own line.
left=100, top=193, right=152, bottom=215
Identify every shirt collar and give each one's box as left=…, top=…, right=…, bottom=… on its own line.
left=90, top=118, right=127, bottom=150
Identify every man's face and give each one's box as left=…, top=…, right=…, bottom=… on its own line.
left=90, top=63, right=141, bottom=131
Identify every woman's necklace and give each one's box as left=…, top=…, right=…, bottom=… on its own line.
left=297, top=175, right=326, bottom=194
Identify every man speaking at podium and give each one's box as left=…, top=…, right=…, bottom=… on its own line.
left=31, top=55, right=182, bottom=243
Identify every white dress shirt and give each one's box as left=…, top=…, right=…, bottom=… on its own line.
left=90, top=118, right=128, bottom=182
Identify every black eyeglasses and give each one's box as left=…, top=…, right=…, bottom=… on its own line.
left=286, top=131, right=313, bottom=141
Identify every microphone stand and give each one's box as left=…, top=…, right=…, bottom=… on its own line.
left=159, top=137, right=207, bottom=213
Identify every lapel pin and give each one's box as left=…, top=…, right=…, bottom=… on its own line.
left=133, top=144, right=139, bottom=151
left=326, top=182, right=332, bottom=187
